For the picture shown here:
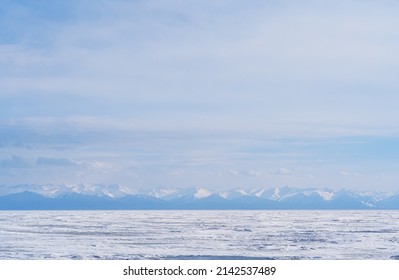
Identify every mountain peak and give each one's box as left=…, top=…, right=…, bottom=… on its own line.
left=0, top=184, right=398, bottom=210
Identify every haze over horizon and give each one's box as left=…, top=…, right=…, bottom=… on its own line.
left=1, top=1, right=399, bottom=191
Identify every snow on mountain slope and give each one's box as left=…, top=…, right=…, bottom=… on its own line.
left=0, top=184, right=398, bottom=210
left=219, top=189, right=249, bottom=199
left=0, top=183, right=135, bottom=198
left=144, top=187, right=212, bottom=200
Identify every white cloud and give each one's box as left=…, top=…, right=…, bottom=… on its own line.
left=87, top=161, right=113, bottom=171
left=273, top=168, right=294, bottom=176
left=1, top=1, right=399, bottom=190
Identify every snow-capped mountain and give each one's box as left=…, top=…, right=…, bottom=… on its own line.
left=0, top=183, right=135, bottom=198
left=0, top=184, right=398, bottom=210
left=144, top=187, right=212, bottom=200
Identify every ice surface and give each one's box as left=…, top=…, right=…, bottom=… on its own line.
left=0, top=210, right=398, bottom=260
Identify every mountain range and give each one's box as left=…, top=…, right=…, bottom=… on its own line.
left=0, top=184, right=398, bottom=210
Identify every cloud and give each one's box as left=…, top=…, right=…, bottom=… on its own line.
left=227, top=169, right=262, bottom=177
left=1, top=1, right=399, bottom=190
left=246, top=170, right=262, bottom=177
left=170, top=170, right=184, bottom=176
left=86, top=161, right=113, bottom=170
left=36, top=157, right=77, bottom=167
left=273, top=168, right=293, bottom=176
left=228, top=169, right=240, bottom=176
left=0, top=156, right=31, bottom=168
left=340, top=170, right=361, bottom=177
left=2, top=1, right=399, bottom=124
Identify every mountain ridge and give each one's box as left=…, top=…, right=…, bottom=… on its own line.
left=0, top=184, right=398, bottom=210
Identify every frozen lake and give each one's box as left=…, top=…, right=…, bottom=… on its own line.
left=1, top=210, right=399, bottom=260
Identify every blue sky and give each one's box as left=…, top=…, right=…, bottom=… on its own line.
left=1, top=0, right=399, bottom=191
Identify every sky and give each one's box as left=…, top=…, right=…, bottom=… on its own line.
left=1, top=0, right=399, bottom=191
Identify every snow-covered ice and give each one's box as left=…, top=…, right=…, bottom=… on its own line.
left=0, top=210, right=398, bottom=260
